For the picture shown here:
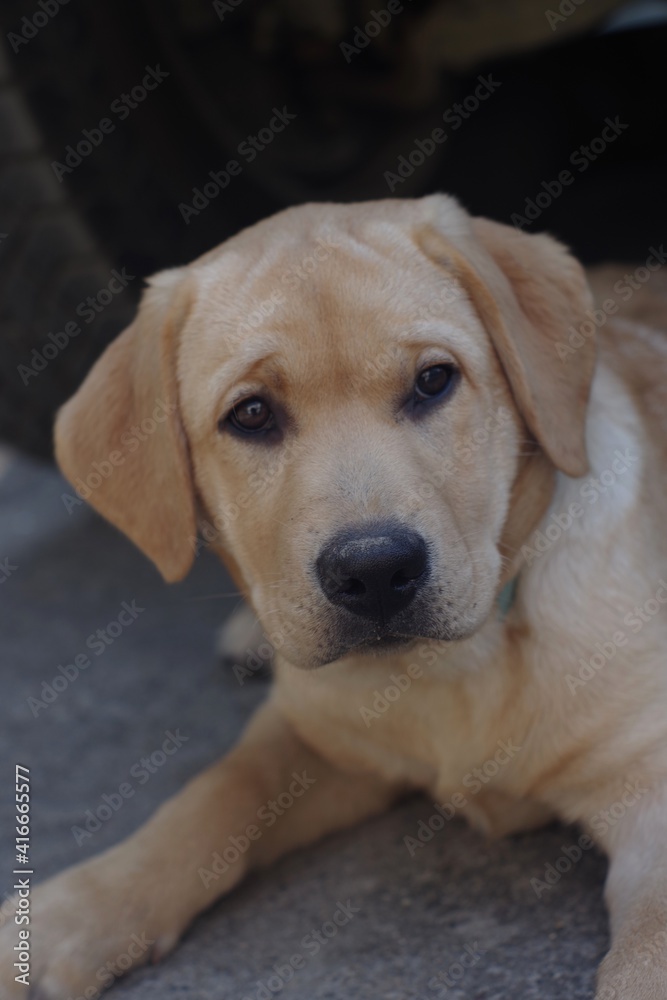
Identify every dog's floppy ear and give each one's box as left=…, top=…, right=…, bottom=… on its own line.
left=423, top=211, right=596, bottom=477
left=54, top=269, right=197, bottom=582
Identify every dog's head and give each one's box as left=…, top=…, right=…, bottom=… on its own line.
left=55, top=195, right=595, bottom=668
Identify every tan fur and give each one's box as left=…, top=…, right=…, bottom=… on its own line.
left=3, top=194, right=667, bottom=999
left=55, top=271, right=198, bottom=582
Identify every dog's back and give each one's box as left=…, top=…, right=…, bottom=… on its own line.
left=589, top=262, right=667, bottom=482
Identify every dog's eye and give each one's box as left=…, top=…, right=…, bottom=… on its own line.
left=226, top=397, right=275, bottom=434
left=414, top=364, right=458, bottom=402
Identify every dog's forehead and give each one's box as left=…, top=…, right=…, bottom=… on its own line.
left=192, top=222, right=480, bottom=340
left=189, top=197, right=474, bottom=327
left=179, top=204, right=492, bottom=424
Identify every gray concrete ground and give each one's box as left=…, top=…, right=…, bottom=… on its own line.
left=0, top=449, right=609, bottom=998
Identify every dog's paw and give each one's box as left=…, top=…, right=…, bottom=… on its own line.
left=0, top=850, right=180, bottom=998
left=596, top=944, right=667, bottom=999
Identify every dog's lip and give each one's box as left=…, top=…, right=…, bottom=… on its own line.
left=361, top=632, right=409, bottom=643
left=353, top=632, right=417, bottom=652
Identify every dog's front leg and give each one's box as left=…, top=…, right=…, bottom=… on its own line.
left=595, top=783, right=667, bottom=999
left=0, top=699, right=398, bottom=999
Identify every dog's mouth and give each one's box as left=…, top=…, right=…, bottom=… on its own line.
left=312, top=631, right=418, bottom=668
left=355, top=632, right=418, bottom=653
left=308, top=600, right=483, bottom=667
left=317, top=619, right=448, bottom=666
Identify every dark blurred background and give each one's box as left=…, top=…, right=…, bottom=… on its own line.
left=1, top=0, right=666, bottom=459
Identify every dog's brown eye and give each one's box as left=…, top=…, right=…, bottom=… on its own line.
left=227, top=397, right=275, bottom=434
left=414, top=364, right=457, bottom=402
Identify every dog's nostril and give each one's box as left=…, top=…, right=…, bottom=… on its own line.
left=339, top=578, right=366, bottom=597
left=390, top=567, right=424, bottom=590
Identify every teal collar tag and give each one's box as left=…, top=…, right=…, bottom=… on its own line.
left=497, top=577, right=519, bottom=620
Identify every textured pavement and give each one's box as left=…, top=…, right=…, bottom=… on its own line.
left=0, top=448, right=610, bottom=998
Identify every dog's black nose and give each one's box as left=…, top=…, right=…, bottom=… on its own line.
left=316, top=525, right=429, bottom=620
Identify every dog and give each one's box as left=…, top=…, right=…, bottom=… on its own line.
left=2, top=194, right=666, bottom=999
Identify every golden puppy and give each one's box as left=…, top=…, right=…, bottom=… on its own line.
left=3, top=195, right=667, bottom=999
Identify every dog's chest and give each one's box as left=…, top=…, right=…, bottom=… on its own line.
left=274, top=642, right=526, bottom=797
